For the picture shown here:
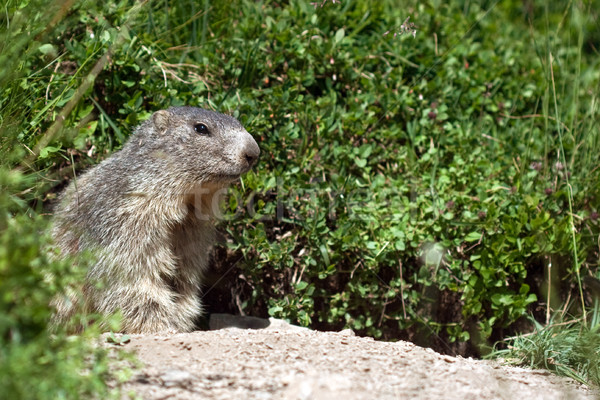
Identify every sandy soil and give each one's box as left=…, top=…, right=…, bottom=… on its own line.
left=112, top=314, right=597, bottom=400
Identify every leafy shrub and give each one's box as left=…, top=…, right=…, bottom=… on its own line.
left=211, top=0, right=600, bottom=356
left=0, top=169, right=127, bottom=399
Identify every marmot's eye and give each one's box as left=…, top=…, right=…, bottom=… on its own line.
left=194, top=123, right=210, bottom=135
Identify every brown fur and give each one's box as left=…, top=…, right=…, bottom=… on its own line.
left=51, top=107, right=259, bottom=333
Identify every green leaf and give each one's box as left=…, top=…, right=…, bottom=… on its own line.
left=334, top=28, right=345, bottom=43
left=355, top=158, right=367, bottom=168
left=464, top=231, right=482, bottom=243
left=38, top=43, right=56, bottom=56
left=39, top=145, right=61, bottom=159
left=296, top=281, right=308, bottom=290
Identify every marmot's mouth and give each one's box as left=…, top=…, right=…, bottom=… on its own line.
left=211, top=173, right=242, bottom=183
left=211, top=165, right=254, bottom=182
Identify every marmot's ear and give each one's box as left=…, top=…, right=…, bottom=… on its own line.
left=153, top=110, right=171, bottom=133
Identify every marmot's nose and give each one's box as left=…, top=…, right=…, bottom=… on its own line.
left=243, top=139, right=260, bottom=168
left=245, top=153, right=257, bottom=166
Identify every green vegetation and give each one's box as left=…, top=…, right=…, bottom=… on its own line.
left=1, top=0, right=599, bottom=394
left=0, top=170, right=127, bottom=398
left=488, top=307, right=600, bottom=387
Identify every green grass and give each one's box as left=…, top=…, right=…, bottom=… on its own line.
left=1, top=0, right=599, bottom=394
left=488, top=309, right=600, bottom=387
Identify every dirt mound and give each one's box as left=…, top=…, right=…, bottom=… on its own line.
left=113, top=315, right=596, bottom=399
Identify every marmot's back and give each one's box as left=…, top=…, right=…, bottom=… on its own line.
left=52, top=107, right=260, bottom=333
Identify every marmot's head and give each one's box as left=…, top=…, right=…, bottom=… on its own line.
left=149, top=106, right=260, bottom=184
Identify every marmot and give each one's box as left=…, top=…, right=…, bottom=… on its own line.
left=52, top=106, right=260, bottom=333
